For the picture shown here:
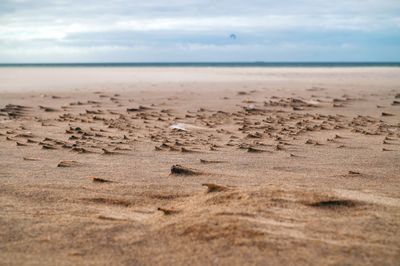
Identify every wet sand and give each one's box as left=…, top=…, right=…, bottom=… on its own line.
left=0, top=67, right=399, bottom=265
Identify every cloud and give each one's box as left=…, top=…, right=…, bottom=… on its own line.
left=0, top=0, right=399, bottom=62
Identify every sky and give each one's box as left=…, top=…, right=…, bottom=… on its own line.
left=0, top=0, right=399, bottom=63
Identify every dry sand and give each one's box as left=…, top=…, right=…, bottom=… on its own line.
left=0, top=67, right=399, bottom=265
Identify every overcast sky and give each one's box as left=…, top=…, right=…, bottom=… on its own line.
left=0, top=0, right=399, bottom=62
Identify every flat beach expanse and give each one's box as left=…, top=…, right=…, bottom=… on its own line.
left=1, top=67, right=399, bottom=265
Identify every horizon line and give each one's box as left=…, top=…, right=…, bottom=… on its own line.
left=1, top=61, right=400, bottom=66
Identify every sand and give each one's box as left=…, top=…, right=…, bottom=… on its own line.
left=0, top=67, right=399, bottom=265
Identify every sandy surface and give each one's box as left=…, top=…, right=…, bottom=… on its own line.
left=0, top=67, right=399, bottom=265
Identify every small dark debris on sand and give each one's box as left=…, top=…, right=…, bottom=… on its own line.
left=97, top=215, right=126, bottom=221
left=23, top=157, right=39, bottom=161
left=308, top=199, right=359, bottom=209
left=16, top=141, right=28, bottom=146
left=71, top=147, right=92, bottom=153
left=305, top=139, right=315, bottom=144
left=382, top=148, right=395, bottom=152
left=200, top=159, right=226, bottom=164
left=102, top=148, right=119, bottom=155
left=348, top=170, right=361, bottom=175
left=157, top=207, right=180, bottom=215
left=57, top=160, right=80, bottom=167
left=92, top=177, right=113, bottom=183
left=127, top=105, right=152, bottom=112
left=170, top=164, right=202, bottom=176
left=39, top=105, right=59, bottom=112
left=247, top=147, right=267, bottom=153
left=41, top=144, right=57, bottom=150
left=381, top=112, right=395, bottom=117
left=181, top=147, right=200, bottom=153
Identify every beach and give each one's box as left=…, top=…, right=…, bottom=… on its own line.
left=0, top=67, right=399, bottom=265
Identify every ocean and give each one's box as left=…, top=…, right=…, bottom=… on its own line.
left=0, top=62, right=399, bottom=68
